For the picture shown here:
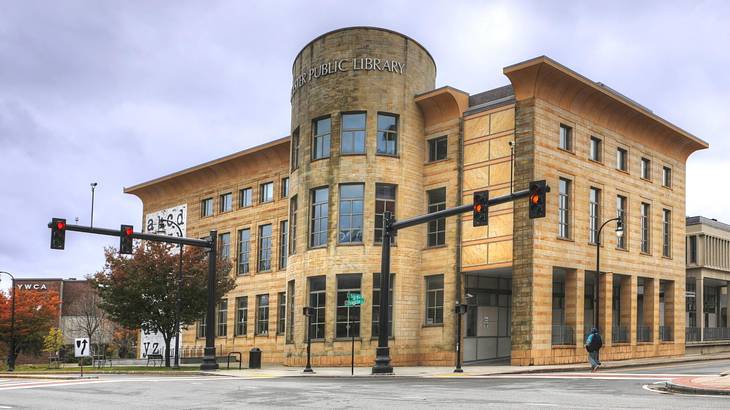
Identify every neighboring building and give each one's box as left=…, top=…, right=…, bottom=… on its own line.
left=686, top=216, right=730, bottom=343
left=125, top=27, right=708, bottom=366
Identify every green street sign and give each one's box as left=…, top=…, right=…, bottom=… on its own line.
left=345, top=293, right=364, bottom=307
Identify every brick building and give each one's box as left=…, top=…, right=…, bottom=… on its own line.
left=125, top=27, right=708, bottom=366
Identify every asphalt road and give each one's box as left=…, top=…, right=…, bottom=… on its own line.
left=1, top=360, right=729, bottom=409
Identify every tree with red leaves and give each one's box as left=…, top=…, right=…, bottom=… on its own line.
left=0, top=288, right=61, bottom=366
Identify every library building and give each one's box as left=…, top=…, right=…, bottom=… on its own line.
left=125, top=27, right=708, bottom=366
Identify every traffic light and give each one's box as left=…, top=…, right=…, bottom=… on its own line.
left=473, top=191, right=489, bottom=227
left=50, top=218, right=66, bottom=250
left=528, top=180, right=547, bottom=219
left=120, top=224, right=134, bottom=254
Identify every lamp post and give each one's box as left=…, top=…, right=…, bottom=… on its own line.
left=594, top=217, right=624, bottom=334
left=454, top=302, right=468, bottom=373
left=1, top=271, right=16, bottom=372
left=90, top=183, right=98, bottom=228
left=302, top=306, right=314, bottom=373
left=158, top=219, right=184, bottom=369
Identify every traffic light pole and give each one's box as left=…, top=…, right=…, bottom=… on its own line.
left=371, top=188, right=533, bottom=375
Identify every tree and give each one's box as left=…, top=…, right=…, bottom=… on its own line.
left=43, top=327, right=64, bottom=356
left=68, top=290, right=110, bottom=357
left=92, top=242, right=234, bottom=367
left=0, top=289, right=61, bottom=364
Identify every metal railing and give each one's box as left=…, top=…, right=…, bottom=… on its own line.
left=551, top=325, right=575, bottom=346
left=636, top=325, right=651, bottom=342
left=704, top=327, right=730, bottom=341
left=612, top=325, right=629, bottom=343
left=659, top=326, right=673, bottom=342
left=686, top=327, right=701, bottom=342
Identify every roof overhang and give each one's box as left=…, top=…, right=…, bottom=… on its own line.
left=415, top=86, right=469, bottom=129
left=503, top=56, right=708, bottom=160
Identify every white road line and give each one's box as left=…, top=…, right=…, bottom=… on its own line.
left=0, top=376, right=240, bottom=391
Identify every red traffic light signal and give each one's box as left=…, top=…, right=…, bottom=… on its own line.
left=528, top=180, right=547, bottom=219
left=120, top=224, right=134, bottom=254
left=473, top=191, right=489, bottom=227
left=50, top=218, right=66, bottom=250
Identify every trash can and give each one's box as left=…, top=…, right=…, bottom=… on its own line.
left=249, top=347, right=262, bottom=369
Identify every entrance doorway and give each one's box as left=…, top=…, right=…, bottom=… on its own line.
left=463, top=271, right=511, bottom=362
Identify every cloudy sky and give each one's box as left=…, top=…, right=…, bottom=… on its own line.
left=1, top=0, right=728, bottom=290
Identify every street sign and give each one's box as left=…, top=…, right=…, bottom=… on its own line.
left=74, top=337, right=90, bottom=357
left=345, top=293, right=364, bottom=307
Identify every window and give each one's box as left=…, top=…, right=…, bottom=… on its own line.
left=558, top=178, right=571, bottom=239
left=201, top=198, right=213, bottom=217
left=279, top=220, right=288, bottom=269
left=218, top=232, right=231, bottom=260
left=220, top=193, right=232, bottom=212
left=197, top=316, right=206, bottom=338
left=372, top=273, right=394, bottom=337
left=616, top=195, right=627, bottom=249
left=312, top=117, right=331, bottom=160
left=338, top=184, right=364, bottom=244
left=662, top=209, right=671, bottom=257
left=237, top=229, right=250, bottom=274
left=377, top=113, right=398, bottom=155
left=425, top=275, right=444, bottom=325
left=260, top=182, right=273, bottom=203
left=616, top=147, right=628, bottom=171
left=589, top=136, right=601, bottom=162
left=427, top=188, right=446, bottom=247
left=336, top=274, right=361, bottom=338
left=428, top=136, right=448, bottom=162
left=217, top=299, right=228, bottom=337
left=559, top=124, right=572, bottom=151
left=277, top=292, right=286, bottom=335
left=256, top=294, right=269, bottom=335
left=289, top=196, right=298, bottom=255
left=688, top=235, right=697, bottom=264
left=291, top=127, right=300, bottom=171
left=235, top=296, right=248, bottom=336
left=374, top=184, right=396, bottom=244
left=341, top=113, right=366, bottom=154
left=281, top=177, right=289, bottom=198
left=641, top=202, right=650, bottom=253
left=239, top=188, right=252, bottom=208
left=662, top=166, right=672, bottom=188
left=310, top=187, right=329, bottom=247
left=308, top=276, right=326, bottom=339
left=641, top=157, right=651, bottom=180
left=589, top=188, right=601, bottom=245
left=286, top=280, right=295, bottom=343
left=258, top=224, right=273, bottom=271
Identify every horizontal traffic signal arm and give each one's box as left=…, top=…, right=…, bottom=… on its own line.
left=46, top=222, right=213, bottom=248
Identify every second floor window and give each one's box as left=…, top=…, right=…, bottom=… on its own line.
left=219, top=232, right=230, bottom=260
left=281, top=177, right=289, bottom=198
left=374, top=184, right=396, bottom=244
left=616, top=147, right=628, bottom=171
left=616, top=195, right=627, bottom=249
left=559, top=124, right=572, bottom=151
left=662, top=166, right=672, bottom=188
left=662, top=209, right=671, bottom=257
left=427, top=188, right=446, bottom=247
left=338, top=184, right=364, bottom=244
left=641, top=202, right=650, bottom=253
left=279, top=220, right=288, bottom=269
left=260, top=182, right=273, bottom=203
left=558, top=178, right=571, bottom=239
left=201, top=198, right=213, bottom=217
left=310, top=187, right=329, bottom=247
left=237, top=229, right=250, bottom=274
left=291, top=127, right=300, bottom=171
left=240, top=187, right=252, bottom=207
left=341, top=113, right=366, bottom=154
left=313, top=117, right=331, bottom=160
left=428, top=136, right=448, bottom=162
left=289, top=196, right=298, bottom=255
left=641, top=157, right=651, bottom=180
left=258, top=224, right=272, bottom=271
left=220, top=193, right=232, bottom=212
left=377, top=113, right=398, bottom=155
left=589, top=188, right=601, bottom=245
left=589, top=136, right=601, bottom=162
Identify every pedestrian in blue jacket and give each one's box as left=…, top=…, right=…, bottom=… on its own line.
left=585, top=328, right=603, bottom=372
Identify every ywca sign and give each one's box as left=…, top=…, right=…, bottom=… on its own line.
left=17, top=283, right=49, bottom=291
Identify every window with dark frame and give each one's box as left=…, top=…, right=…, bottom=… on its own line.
left=197, top=316, right=206, bottom=338
left=558, top=178, right=570, bottom=239
left=589, top=187, right=601, bottom=244
left=425, top=275, right=444, bottom=325
left=428, top=136, right=448, bottom=162
left=289, top=195, right=298, bottom=255
left=217, top=299, right=228, bottom=337
left=662, top=166, right=672, bottom=188
left=237, top=228, right=250, bottom=274
left=239, top=187, right=252, bottom=208
left=338, top=184, right=364, bottom=244
left=308, top=276, right=326, bottom=339
left=291, top=127, right=300, bottom=171
left=641, top=202, right=650, bottom=253
left=559, top=124, right=572, bottom=151
left=662, top=209, right=671, bottom=257
left=372, top=273, right=394, bottom=337
left=281, top=177, right=289, bottom=198
left=427, top=188, right=446, bottom=247
left=260, top=182, right=273, bottom=203
left=312, top=117, right=331, bottom=160
left=235, top=296, right=248, bottom=336
left=589, top=136, right=601, bottom=162
left=616, top=147, right=628, bottom=171
left=220, top=192, right=232, bottom=212
left=374, top=183, right=396, bottom=244
left=616, top=195, right=627, bottom=249
left=201, top=198, right=213, bottom=217
left=310, top=187, right=329, bottom=247
left=279, top=220, right=288, bottom=269
left=256, top=294, right=269, bottom=335
left=376, top=113, right=398, bottom=155
left=286, top=280, right=295, bottom=343
left=258, top=224, right=272, bottom=271
left=218, top=232, right=230, bottom=260
left=341, top=113, right=366, bottom=154
left=641, top=157, right=651, bottom=180
left=689, top=235, right=697, bottom=264
left=277, top=291, right=286, bottom=335
left=336, top=274, right=361, bottom=338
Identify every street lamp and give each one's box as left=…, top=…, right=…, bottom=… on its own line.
left=0, top=271, right=16, bottom=372
left=158, top=219, right=184, bottom=369
left=302, top=306, right=314, bottom=373
left=594, top=217, right=624, bottom=334
left=90, top=183, right=98, bottom=228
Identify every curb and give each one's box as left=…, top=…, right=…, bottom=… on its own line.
left=662, top=381, right=730, bottom=396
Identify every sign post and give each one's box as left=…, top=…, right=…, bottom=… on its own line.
left=345, top=293, right=364, bottom=375
left=74, top=337, right=90, bottom=377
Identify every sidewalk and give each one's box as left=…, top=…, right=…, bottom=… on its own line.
left=664, top=370, right=730, bottom=396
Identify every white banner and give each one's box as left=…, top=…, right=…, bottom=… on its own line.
left=139, top=328, right=180, bottom=359
left=145, top=204, right=187, bottom=237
